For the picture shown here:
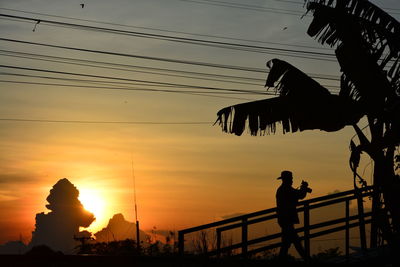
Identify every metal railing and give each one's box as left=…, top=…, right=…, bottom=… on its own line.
left=178, top=186, right=373, bottom=258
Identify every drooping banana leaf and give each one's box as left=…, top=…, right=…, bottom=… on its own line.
left=306, top=0, right=400, bottom=104
left=306, top=0, right=400, bottom=63
left=216, top=59, right=363, bottom=136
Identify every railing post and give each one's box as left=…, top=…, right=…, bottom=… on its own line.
left=216, top=229, right=222, bottom=258
left=345, top=199, right=350, bottom=259
left=304, top=203, right=310, bottom=259
left=178, top=231, right=184, bottom=256
left=241, top=218, right=248, bottom=258
left=356, top=192, right=367, bottom=251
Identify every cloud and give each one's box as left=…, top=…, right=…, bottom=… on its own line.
left=94, top=213, right=148, bottom=243
left=0, top=190, right=19, bottom=202
left=29, top=178, right=95, bottom=253
left=0, top=173, right=40, bottom=185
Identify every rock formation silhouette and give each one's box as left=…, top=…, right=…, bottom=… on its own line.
left=30, top=178, right=95, bottom=253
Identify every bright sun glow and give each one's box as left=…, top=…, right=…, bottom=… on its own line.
left=79, top=189, right=105, bottom=223
left=77, top=182, right=115, bottom=233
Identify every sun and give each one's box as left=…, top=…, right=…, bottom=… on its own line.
left=79, top=189, right=105, bottom=221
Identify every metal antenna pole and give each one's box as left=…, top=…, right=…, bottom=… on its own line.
left=131, top=155, right=140, bottom=251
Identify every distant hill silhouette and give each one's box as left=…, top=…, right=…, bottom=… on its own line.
left=94, top=213, right=148, bottom=243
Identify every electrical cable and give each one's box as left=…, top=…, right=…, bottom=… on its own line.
left=180, top=0, right=305, bottom=16
left=0, top=118, right=213, bottom=125
left=0, top=64, right=269, bottom=95
left=0, top=37, right=267, bottom=73
left=0, top=80, right=264, bottom=101
left=0, top=48, right=267, bottom=82
left=0, top=7, right=334, bottom=51
left=0, top=38, right=342, bottom=83
left=0, top=52, right=263, bottom=87
left=0, top=72, right=340, bottom=95
left=0, top=50, right=341, bottom=84
left=180, top=0, right=400, bottom=16
left=0, top=14, right=337, bottom=60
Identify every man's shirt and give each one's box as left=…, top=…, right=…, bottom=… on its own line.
left=276, top=184, right=307, bottom=226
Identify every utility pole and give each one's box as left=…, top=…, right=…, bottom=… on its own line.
left=131, top=156, right=140, bottom=251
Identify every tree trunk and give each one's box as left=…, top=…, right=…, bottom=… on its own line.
left=370, top=150, right=400, bottom=247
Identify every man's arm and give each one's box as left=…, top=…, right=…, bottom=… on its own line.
left=296, top=187, right=308, bottom=200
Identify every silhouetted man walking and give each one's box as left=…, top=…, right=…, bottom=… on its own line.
left=276, top=170, right=311, bottom=261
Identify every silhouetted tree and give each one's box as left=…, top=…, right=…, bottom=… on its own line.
left=216, top=0, right=400, bottom=248
left=74, top=231, right=94, bottom=254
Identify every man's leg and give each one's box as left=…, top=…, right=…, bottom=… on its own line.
left=288, top=225, right=308, bottom=260
left=278, top=225, right=291, bottom=260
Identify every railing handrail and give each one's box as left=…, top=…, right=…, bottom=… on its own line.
left=211, top=217, right=373, bottom=258
left=178, top=186, right=373, bottom=257
left=179, top=186, right=372, bottom=235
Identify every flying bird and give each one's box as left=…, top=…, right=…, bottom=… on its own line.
left=80, top=3, right=85, bottom=8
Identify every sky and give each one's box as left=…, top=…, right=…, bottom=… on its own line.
left=0, top=0, right=399, bottom=244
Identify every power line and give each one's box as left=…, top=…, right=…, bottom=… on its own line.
left=180, top=0, right=305, bottom=16
left=0, top=72, right=201, bottom=89
left=0, top=14, right=337, bottom=61
left=0, top=64, right=268, bottom=95
left=0, top=69, right=272, bottom=102
left=0, top=7, right=333, bottom=51
left=0, top=38, right=267, bottom=73
left=285, top=0, right=400, bottom=13
left=0, top=7, right=396, bottom=65
left=0, top=60, right=340, bottom=94
left=1, top=11, right=393, bottom=66
left=0, top=49, right=341, bottom=96
left=3, top=16, right=334, bottom=61
left=0, top=118, right=212, bottom=125
left=0, top=48, right=266, bottom=82
left=0, top=80, right=262, bottom=101
left=0, top=39, right=341, bottom=83
left=195, top=0, right=303, bottom=9
left=0, top=72, right=191, bottom=89
left=0, top=71, right=339, bottom=94
left=0, top=72, right=339, bottom=95
left=0, top=53, right=340, bottom=95
left=270, top=0, right=304, bottom=5
left=0, top=37, right=340, bottom=90
left=0, top=79, right=250, bottom=95
left=383, top=7, right=400, bottom=12
left=180, top=0, right=400, bottom=16
left=0, top=49, right=340, bottom=83
left=272, top=0, right=400, bottom=12
left=0, top=52, right=263, bottom=87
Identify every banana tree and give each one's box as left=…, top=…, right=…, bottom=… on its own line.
left=216, top=0, right=400, bottom=247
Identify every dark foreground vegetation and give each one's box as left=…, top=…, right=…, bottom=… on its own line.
left=0, top=253, right=395, bottom=267
left=1, top=240, right=397, bottom=267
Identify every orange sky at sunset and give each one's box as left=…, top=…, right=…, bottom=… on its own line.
left=1, top=0, right=395, bottom=245
left=1, top=120, right=365, bottom=243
